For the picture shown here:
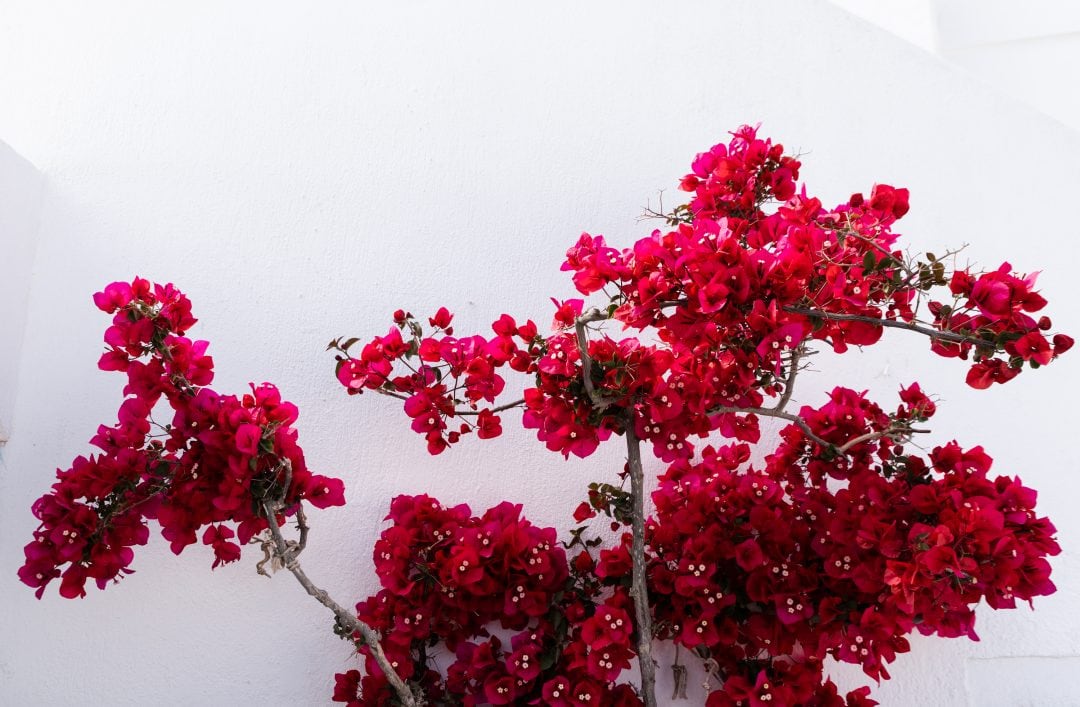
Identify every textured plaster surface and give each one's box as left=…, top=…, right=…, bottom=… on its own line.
left=1, top=2, right=1077, bottom=704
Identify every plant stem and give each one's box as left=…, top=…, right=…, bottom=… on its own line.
left=783, top=306, right=996, bottom=348
left=575, top=307, right=614, bottom=408
left=771, top=344, right=805, bottom=413
left=709, top=404, right=833, bottom=449
left=261, top=502, right=421, bottom=706
left=624, top=422, right=658, bottom=707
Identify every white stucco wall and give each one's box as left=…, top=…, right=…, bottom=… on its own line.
left=0, top=142, right=42, bottom=447
left=828, top=0, right=939, bottom=50
left=829, top=0, right=1080, bottom=132
left=1, top=2, right=1077, bottom=705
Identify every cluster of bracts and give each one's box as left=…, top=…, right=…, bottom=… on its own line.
left=334, top=126, right=1069, bottom=464
left=19, top=279, right=344, bottom=599
left=23, top=126, right=1068, bottom=705
left=330, top=396, right=1056, bottom=705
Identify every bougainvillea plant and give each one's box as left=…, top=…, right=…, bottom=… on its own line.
left=22, top=125, right=1070, bottom=706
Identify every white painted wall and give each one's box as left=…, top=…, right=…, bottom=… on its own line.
left=830, top=0, right=1080, bottom=131
left=828, top=0, right=939, bottom=50
left=1, top=2, right=1078, bottom=705
left=0, top=142, right=42, bottom=447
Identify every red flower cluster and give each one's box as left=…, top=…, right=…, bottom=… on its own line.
left=329, top=126, right=1067, bottom=704
left=646, top=386, right=1058, bottom=702
left=23, top=126, right=1068, bottom=706
left=332, top=310, right=540, bottom=454
left=524, top=333, right=679, bottom=458
left=564, top=126, right=1069, bottom=395
left=334, top=495, right=643, bottom=706
left=943, top=263, right=1073, bottom=387
left=19, top=278, right=343, bottom=599
left=341, top=126, right=1068, bottom=470
left=337, top=373, right=1059, bottom=704
left=679, top=124, right=802, bottom=217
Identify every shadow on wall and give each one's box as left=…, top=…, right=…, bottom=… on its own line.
left=0, top=141, right=43, bottom=450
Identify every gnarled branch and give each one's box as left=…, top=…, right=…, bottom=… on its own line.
left=259, top=489, right=421, bottom=706
left=625, top=422, right=658, bottom=707
left=574, top=307, right=617, bottom=409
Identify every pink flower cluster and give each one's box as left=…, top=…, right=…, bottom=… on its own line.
left=19, top=278, right=343, bottom=599
left=568, top=133, right=1071, bottom=392
left=678, top=124, right=802, bottom=217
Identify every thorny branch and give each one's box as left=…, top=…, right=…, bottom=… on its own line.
left=708, top=404, right=830, bottom=448
left=835, top=424, right=928, bottom=454
left=659, top=297, right=998, bottom=350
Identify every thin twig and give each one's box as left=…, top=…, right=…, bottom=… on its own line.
left=376, top=386, right=526, bottom=417
left=771, top=344, right=806, bottom=413
left=711, top=403, right=927, bottom=456
left=834, top=424, right=929, bottom=454
left=709, top=404, right=833, bottom=450
left=784, top=306, right=997, bottom=348
left=450, top=399, right=526, bottom=416
left=693, top=646, right=724, bottom=692
left=295, top=505, right=309, bottom=555
left=374, top=388, right=410, bottom=403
